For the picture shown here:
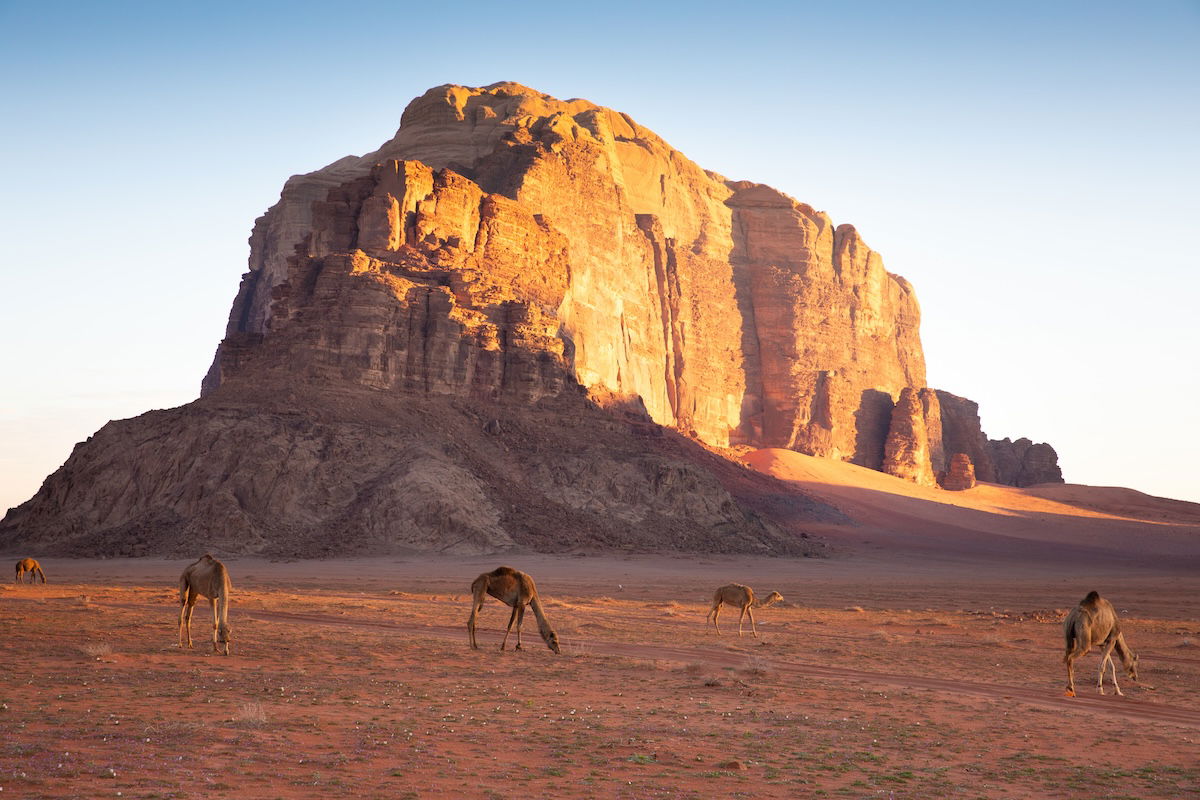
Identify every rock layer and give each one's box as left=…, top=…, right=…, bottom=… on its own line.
left=4, top=82, right=1061, bottom=556
left=205, top=83, right=926, bottom=464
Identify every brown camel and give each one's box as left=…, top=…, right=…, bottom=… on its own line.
left=467, top=566, right=560, bottom=653
left=706, top=583, right=783, bottom=638
left=14, top=558, right=46, bottom=584
left=178, top=554, right=233, bottom=655
left=1063, top=590, right=1139, bottom=697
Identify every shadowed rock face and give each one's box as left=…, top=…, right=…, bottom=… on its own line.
left=3, top=83, right=1060, bottom=556
left=988, top=438, right=1064, bottom=487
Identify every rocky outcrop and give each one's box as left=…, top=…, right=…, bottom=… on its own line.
left=939, top=453, right=977, bottom=491
left=934, top=391, right=998, bottom=483
left=882, top=387, right=938, bottom=486
left=3, top=82, right=1063, bottom=556
left=988, top=438, right=1064, bottom=487
left=1, top=388, right=827, bottom=557
left=205, top=82, right=925, bottom=464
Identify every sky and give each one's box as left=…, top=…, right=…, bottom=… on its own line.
left=1, top=0, right=1198, bottom=512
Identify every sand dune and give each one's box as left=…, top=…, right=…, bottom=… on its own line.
left=742, top=448, right=1200, bottom=568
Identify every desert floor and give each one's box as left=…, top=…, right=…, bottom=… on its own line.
left=2, top=551, right=1198, bottom=800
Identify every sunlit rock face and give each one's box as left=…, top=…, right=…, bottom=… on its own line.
left=205, top=82, right=927, bottom=464
left=939, top=453, right=978, bottom=491
left=3, top=83, right=1067, bottom=557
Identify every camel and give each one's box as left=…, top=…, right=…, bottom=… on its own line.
left=706, top=583, right=783, bottom=638
left=14, top=558, right=46, bottom=584
left=178, top=554, right=233, bottom=655
left=467, top=566, right=560, bottom=654
left=1063, top=590, right=1139, bottom=697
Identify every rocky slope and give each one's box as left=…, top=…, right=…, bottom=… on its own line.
left=2, top=82, right=1059, bottom=556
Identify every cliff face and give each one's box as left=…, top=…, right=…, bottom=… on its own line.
left=3, top=82, right=1061, bottom=557
left=205, top=83, right=926, bottom=464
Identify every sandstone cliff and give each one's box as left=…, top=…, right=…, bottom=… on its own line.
left=2, top=82, right=1060, bottom=557
left=205, top=83, right=926, bottom=464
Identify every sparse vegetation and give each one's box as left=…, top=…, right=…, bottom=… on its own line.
left=0, top=562, right=1196, bottom=799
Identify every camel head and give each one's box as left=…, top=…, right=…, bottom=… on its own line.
left=542, top=628, right=561, bottom=654
left=1128, top=652, right=1139, bottom=682
left=216, top=622, right=232, bottom=656
left=756, top=591, right=783, bottom=608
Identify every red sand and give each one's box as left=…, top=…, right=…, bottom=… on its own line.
left=2, top=453, right=1198, bottom=798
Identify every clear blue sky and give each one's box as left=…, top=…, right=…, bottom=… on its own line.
left=2, top=0, right=1198, bottom=511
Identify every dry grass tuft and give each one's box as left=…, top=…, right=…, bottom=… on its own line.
left=741, top=655, right=772, bottom=677
left=845, top=605, right=866, bottom=613
left=80, top=642, right=112, bottom=659
left=232, top=701, right=268, bottom=728
left=561, top=638, right=593, bottom=658
left=144, top=720, right=206, bottom=742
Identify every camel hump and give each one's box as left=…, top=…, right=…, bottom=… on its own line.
left=1082, top=590, right=1101, bottom=605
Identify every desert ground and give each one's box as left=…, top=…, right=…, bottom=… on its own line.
left=3, top=453, right=1198, bottom=799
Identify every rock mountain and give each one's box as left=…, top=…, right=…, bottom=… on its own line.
left=1, top=83, right=1060, bottom=556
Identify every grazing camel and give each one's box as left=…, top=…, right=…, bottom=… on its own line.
left=178, top=554, right=233, bottom=655
left=706, top=583, right=783, bottom=638
left=467, top=566, right=560, bottom=654
left=1063, top=590, right=1139, bottom=697
left=14, top=558, right=46, bottom=584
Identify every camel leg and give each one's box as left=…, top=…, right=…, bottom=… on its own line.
left=37, top=568, right=45, bottom=584
left=1096, top=640, right=1119, bottom=695
left=711, top=604, right=723, bottom=635
left=1107, top=654, right=1123, bottom=697
left=468, top=602, right=482, bottom=649
left=500, top=604, right=519, bottom=651
left=514, top=604, right=526, bottom=650
left=737, top=604, right=749, bottom=637
left=1097, top=640, right=1123, bottom=696
left=180, top=597, right=196, bottom=648
left=1064, top=653, right=1077, bottom=697
left=210, top=598, right=220, bottom=654
left=747, top=605, right=758, bottom=638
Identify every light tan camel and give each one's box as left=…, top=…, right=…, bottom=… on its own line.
left=14, top=558, right=46, bottom=584
left=1063, top=590, right=1139, bottom=697
left=467, top=566, right=560, bottom=654
left=178, top=554, right=233, bottom=655
left=706, top=583, right=783, bottom=638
